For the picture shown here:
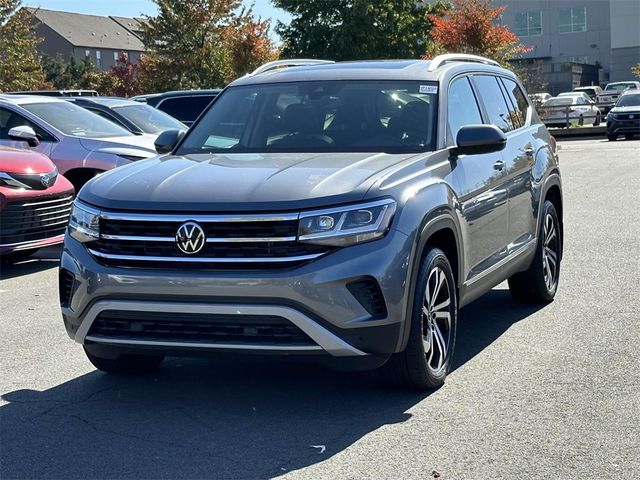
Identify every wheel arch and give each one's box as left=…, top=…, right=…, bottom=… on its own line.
left=63, top=167, right=104, bottom=192
left=397, top=210, right=463, bottom=352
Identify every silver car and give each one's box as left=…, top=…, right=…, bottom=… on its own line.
left=0, top=95, right=157, bottom=190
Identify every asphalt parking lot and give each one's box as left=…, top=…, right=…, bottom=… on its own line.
left=1, top=137, right=638, bottom=480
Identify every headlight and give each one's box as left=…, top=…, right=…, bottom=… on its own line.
left=298, top=199, right=396, bottom=247
left=68, top=201, right=100, bottom=243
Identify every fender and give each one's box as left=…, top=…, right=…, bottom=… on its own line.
left=396, top=209, right=463, bottom=352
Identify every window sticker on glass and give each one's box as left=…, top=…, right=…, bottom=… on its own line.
left=420, top=85, right=438, bottom=94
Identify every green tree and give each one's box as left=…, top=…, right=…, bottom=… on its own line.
left=273, top=0, right=448, bottom=61
left=138, top=0, right=277, bottom=92
left=0, top=1, right=45, bottom=92
left=632, top=63, right=640, bottom=80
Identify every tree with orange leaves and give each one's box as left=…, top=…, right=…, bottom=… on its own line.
left=424, top=0, right=530, bottom=65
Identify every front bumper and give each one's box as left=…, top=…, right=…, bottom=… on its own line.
left=60, top=229, right=412, bottom=358
left=607, top=119, right=640, bottom=136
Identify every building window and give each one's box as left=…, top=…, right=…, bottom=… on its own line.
left=559, top=7, right=586, bottom=33
left=515, top=11, right=542, bottom=37
left=95, top=50, right=102, bottom=67
left=113, top=51, right=119, bottom=61
left=85, top=49, right=90, bottom=58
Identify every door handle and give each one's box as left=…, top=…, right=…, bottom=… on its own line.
left=493, top=160, right=505, bottom=171
left=525, top=147, right=534, bottom=157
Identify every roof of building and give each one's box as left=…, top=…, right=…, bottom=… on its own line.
left=27, top=8, right=145, bottom=51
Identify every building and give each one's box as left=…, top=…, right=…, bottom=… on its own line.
left=492, top=0, right=640, bottom=93
left=26, top=8, right=146, bottom=71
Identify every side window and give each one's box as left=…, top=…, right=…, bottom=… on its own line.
left=501, top=78, right=530, bottom=126
left=473, top=75, right=516, bottom=133
left=0, top=107, right=56, bottom=142
left=447, top=77, right=483, bottom=144
left=158, top=96, right=216, bottom=123
left=87, top=108, right=125, bottom=127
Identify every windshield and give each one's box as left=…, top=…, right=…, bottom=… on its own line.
left=22, top=102, right=132, bottom=138
left=545, top=98, right=574, bottom=106
left=177, top=81, right=438, bottom=154
left=616, top=94, right=640, bottom=107
left=606, top=83, right=637, bottom=92
left=113, top=104, right=186, bottom=134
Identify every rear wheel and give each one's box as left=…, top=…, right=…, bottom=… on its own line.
left=593, top=112, right=601, bottom=126
left=84, top=346, right=164, bottom=374
left=625, top=134, right=635, bottom=140
left=608, top=133, right=617, bottom=141
left=508, top=200, right=562, bottom=303
left=384, top=247, right=457, bottom=390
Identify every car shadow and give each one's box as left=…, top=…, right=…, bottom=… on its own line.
left=0, top=288, right=545, bottom=479
left=0, top=245, right=62, bottom=280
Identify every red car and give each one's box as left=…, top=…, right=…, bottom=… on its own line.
left=1, top=146, right=74, bottom=261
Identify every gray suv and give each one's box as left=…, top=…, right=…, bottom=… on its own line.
left=60, top=54, right=563, bottom=389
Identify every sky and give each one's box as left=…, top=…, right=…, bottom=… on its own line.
left=21, top=0, right=291, bottom=36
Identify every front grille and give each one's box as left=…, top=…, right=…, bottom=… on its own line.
left=89, top=212, right=331, bottom=269
left=0, top=195, right=73, bottom=245
left=87, top=310, right=316, bottom=346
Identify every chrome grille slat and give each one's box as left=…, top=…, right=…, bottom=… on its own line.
left=90, top=209, right=330, bottom=269
left=0, top=194, right=73, bottom=245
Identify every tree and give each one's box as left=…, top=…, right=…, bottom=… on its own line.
left=632, top=63, right=640, bottom=80
left=0, top=1, right=45, bottom=92
left=107, top=53, right=142, bottom=97
left=138, top=0, right=277, bottom=92
left=274, top=0, right=448, bottom=61
left=425, top=0, right=530, bottom=65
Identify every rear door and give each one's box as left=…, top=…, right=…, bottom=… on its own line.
left=445, top=75, right=509, bottom=281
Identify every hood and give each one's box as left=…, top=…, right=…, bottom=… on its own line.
left=79, top=151, right=420, bottom=211
left=0, top=146, right=56, bottom=174
left=78, top=134, right=157, bottom=157
left=610, top=106, right=640, bottom=114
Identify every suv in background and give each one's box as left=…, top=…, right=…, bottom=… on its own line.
left=140, top=89, right=222, bottom=127
left=60, top=54, right=563, bottom=389
left=573, top=85, right=604, bottom=102
left=597, top=81, right=640, bottom=114
left=607, top=90, right=640, bottom=141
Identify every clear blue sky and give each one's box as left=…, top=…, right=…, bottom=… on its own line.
left=21, top=0, right=291, bottom=36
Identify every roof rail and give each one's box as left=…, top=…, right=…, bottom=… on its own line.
left=248, top=59, right=334, bottom=76
left=427, top=54, right=500, bottom=72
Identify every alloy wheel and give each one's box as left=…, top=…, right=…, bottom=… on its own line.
left=422, top=266, right=452, bottom=375
left=542, top=213, right=560, bottom=293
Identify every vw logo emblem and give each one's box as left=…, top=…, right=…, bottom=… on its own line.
left=40, top=172, right=53, bottom=188
left=175, top=222, right=206, bottom=254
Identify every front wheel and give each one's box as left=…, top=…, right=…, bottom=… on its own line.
left=508, top=200, right=562, bottom=303
left=608, top=133, right=617, bottom=141
left=84, top=346, right=164, bottom=374
left=384, top=247, right=458, bottom=389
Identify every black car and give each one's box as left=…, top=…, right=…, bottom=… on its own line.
left=64, top=97, right=187, bottom=135
left=133, top=89, right=222, bottom=127
left=607, top=91, right=640, bottom=141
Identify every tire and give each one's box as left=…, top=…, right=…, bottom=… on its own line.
left=1, top=248, right=39, bottom=264
left=593, top=113, right=600, bottom=127
left=625, top=134, right=635, bottom=140
left=508, top=200, right=562, bottom=303
left=384, top=247, right=458, bottom=390
left=608, top=134, right=617, bottom=141
left=84, top=346, right=164, bottom=374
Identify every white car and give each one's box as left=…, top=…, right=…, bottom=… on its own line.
left=0, top=95, right=158, bottom=190
left=557, top=91, right=594, bottom=103
left=541, top=96, right=602, bottom=127
left=596, top=81, right=640, bottom=114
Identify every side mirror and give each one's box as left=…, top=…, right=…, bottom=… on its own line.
left=8, top=126, right=40, bottom=147
left=454, top=124, right=506, bottom=156
left=154, top=129, right=186, bottom=154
